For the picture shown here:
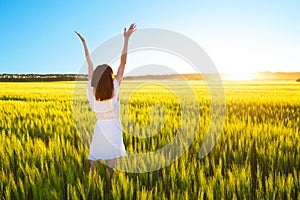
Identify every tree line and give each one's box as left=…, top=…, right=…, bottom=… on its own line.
left=0, top=74, right=87, bottom=82
left=0, top=73, right=299, bottom=82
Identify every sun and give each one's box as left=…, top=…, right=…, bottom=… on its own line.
left=224, top=72, right=254, bottom=81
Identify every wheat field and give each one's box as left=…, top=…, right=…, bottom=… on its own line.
left=0, top=80, right=299, bottom=199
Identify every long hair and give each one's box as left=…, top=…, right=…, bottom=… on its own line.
left=91, top=64, right=114, bottom=101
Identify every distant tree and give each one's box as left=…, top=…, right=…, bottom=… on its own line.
left=0, top=74, right=88, bottom=82
left=297, top=78, right=300, bottom=82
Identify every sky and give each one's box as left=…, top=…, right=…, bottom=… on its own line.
left=0, top=0, right=299, bottom=74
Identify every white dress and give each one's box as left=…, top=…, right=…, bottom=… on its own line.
left=86, top=79, right=126, bottom=160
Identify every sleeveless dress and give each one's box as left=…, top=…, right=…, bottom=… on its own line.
left=86, top=79, right=126, bottom=160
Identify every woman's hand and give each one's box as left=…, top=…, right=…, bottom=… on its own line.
left=75, top=31, right=86, bottom=43
left=123, top=23, right=136, bottom=38
left=75, top=31, right=93, bottom=80
left=116, top=23, right=136, bottom=84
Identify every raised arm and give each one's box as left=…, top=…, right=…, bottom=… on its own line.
left=75, top=31, right=94, bottom=81
left=116, top=23, right=136, bottom=84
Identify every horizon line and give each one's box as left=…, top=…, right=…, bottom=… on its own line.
left=1, top=71, right=300, bottom=76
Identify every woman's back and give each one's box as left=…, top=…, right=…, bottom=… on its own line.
left=86, top=78, right=120, bottom=120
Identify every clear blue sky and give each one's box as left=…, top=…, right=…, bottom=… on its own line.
left=0, top=0, right=299, bottom=74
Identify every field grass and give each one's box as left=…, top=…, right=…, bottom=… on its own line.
left=0, top=80, right=299, bottom=199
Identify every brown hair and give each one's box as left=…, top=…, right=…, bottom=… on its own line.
left=91, top=64, right=114, bottom=101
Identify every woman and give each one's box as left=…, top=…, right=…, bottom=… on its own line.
left=75, top=23, right=136, bottom=179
